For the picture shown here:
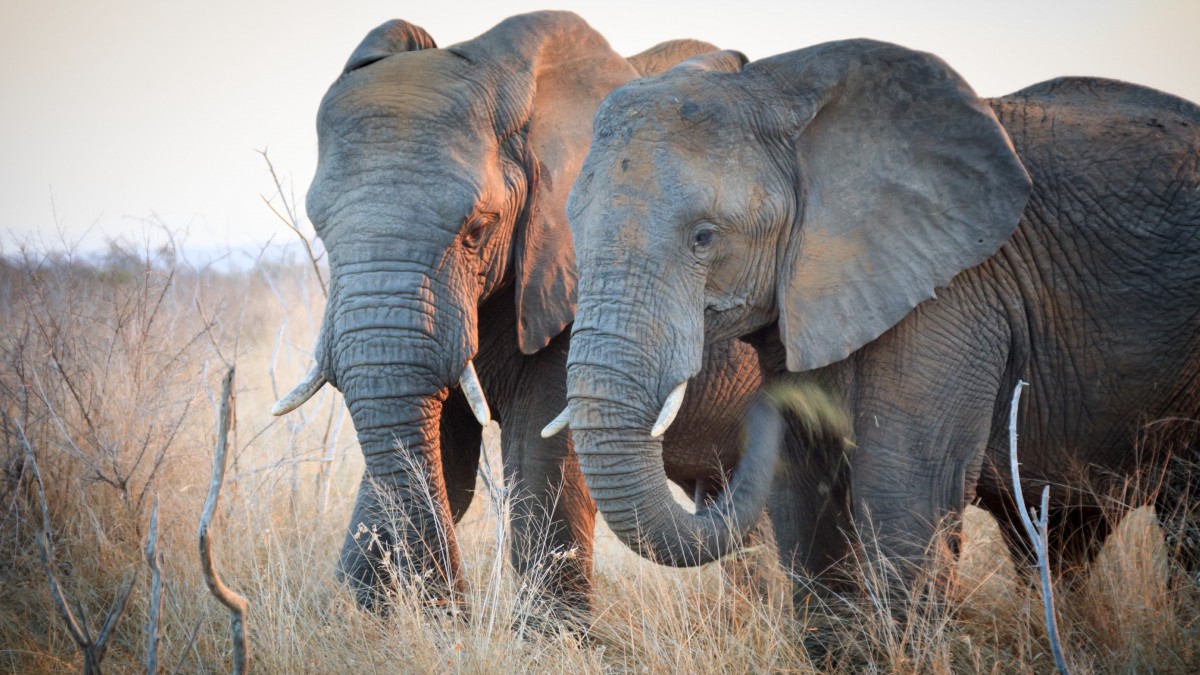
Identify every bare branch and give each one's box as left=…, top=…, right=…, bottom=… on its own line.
left=198, top=367, right=248, bottom=674
left=1008, top=381, right=1070, bottom=675
left=317, top=405, right=346, bottom=516
left=168, top=618, right=204, bottom=675
left=257, top=149, right=327, bottom=297
left=145, top=498, right=164, bottom=674
left=92, top=573, right=136, bottom=665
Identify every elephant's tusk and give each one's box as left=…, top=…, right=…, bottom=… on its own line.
left=540, top=407, right=570, bottom=438
left=459, top=361, right=491, bottom=426
left=271, top=366, right=327, bottom=416
left=650, top=381, right=688, bottom=438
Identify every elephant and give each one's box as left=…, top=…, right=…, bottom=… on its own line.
left=558, top=39, right=1200, bottom=599
left=271, top=11, right=765, bottom=614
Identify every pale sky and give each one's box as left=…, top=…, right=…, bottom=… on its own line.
left=2, top=0, right=1197, bottom=254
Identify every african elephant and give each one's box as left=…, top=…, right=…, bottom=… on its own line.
left=560, top=40, right=1200, bottom=595
left=271, top=11, right=764, bottom=613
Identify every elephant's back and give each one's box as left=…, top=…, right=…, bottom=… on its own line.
left=989, top=78, right=1199, bottom=197
left=979, top=77, right=1200, bottom=479
left=999, top=76, right=1200, bottom=125
left=988, top=76, right=1200, bottom=260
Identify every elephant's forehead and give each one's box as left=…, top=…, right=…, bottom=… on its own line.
left=593, top=73, right=748, bottom=148
left=580, top=87, right=765, bottom=211
left=318, top=51, right=493, bottom=147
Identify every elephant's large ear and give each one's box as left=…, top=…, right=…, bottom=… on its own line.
left=343, top=19, right=436, bottom=73
left=758, top=40, right=1031, bottom=371
left=467, top=12, right=640, bottom=354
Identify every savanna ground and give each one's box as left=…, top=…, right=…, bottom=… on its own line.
left=1, top=232, right=1197, bottom=673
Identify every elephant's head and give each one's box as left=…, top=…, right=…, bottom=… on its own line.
left=563, top=41, right=1031, bottom=565
left=272, top=12, right=639, bottom=608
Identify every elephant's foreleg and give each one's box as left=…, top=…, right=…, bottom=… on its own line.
left=501, top=337, right=595, bottom=616
left=503, top=435, right=595, bottom=613
left=767, top=423, right=854, bottom=607
left=851, top=407, right=999, bottom=600
left=440, top=390, right=483, bottom=523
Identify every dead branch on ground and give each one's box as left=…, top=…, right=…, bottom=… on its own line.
left=145, top=497, right=163, bottom=674
left=198, top=367, right=248, bottom=674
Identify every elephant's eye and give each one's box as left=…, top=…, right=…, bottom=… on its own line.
left=691, top=226, right=716, bottom=254
left=462, top=213, right=498, bottom=251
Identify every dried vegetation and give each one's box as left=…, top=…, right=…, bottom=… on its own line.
left=0, top=235, right=1196, bottom=673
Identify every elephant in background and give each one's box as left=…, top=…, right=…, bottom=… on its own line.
left=560, top=40, right=1200, bottom=597
left=272, top=11, right=765, bottom=613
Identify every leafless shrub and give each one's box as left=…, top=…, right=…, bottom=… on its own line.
left=1008, top=381, right=1070, bottom=673
left=19, top=422, right=136, bottom=675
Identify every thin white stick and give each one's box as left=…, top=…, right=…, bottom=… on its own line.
left=1008, top=381, right=1069, bottom=675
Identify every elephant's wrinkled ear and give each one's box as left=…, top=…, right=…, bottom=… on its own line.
left=503, top=13, right=640, bottom=354
left=343, top=19, right=436, bottom=73
left=759, top=40, right=1031, bottom=371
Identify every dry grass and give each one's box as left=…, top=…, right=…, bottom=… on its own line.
left=1, top=237, right=1197, bottom=673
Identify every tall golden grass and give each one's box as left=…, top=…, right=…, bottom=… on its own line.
left=1, top=237, right=1196, bottom=673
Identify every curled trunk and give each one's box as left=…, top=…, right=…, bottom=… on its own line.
left=568, top=334, right=781, bottom=566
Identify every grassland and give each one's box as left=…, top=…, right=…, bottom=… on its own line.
left=1, top=238, right=1196, bottom=673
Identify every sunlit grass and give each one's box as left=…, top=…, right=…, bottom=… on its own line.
left=1, top=238, right=1196, bottom=673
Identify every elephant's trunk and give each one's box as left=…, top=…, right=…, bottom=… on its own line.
left=327, top=269, right=474, bottom=608
left=567, top=319, right=780, bottom=567
left=338, top=391, right=463, bottom=604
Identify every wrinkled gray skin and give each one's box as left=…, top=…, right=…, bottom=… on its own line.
left=281, top=11, right=764, bottom=612
left=564, top=40, right=1200, bottom=594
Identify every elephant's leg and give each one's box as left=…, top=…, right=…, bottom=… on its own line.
left=439, top=390, right=483, bottom=523
left=501, top=336, right=595, bottom=615
left=845, top=292, right=1012, bottom=598
left=768, top=423, right=854, bottom=607
left=1156, top=447, right=1200, bottom=575
left=980, top=456, right=1118, bottom=581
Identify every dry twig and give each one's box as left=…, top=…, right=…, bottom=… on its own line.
left=198, top=367, right=249, bottom=674
left=257, top=149, right=326, bottom=297
left=144, top=498, right=164, bottom=674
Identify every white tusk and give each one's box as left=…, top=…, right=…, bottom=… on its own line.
left=540, top=407, right=570, bottom=438
left=459, top=360, right=491, bottom=426
left=271, top=366, right=327, bottom=416
left=650, top=381, right=688, bottom=438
